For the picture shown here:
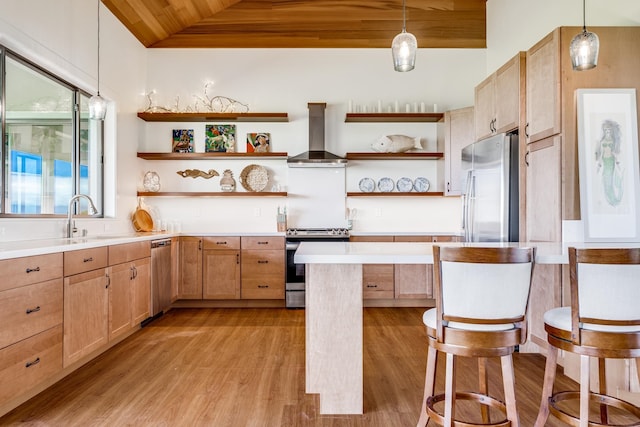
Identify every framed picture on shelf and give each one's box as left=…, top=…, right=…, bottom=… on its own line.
left=172, top=129, right=194, bottom=153
left=205, top=124, right=236, bottom=152
left=577, top=88, right=640, bottom=242
left=246, top=132, right=271, bottom=153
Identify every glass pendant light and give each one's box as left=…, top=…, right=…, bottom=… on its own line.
left=569, top=0, right=599, bottom=71
left=392, top=0, right=417, bottom=72
left=89, top=0, right=107, bottom=120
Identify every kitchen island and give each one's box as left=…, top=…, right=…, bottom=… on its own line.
left=294, top=240, right=634, bottom=415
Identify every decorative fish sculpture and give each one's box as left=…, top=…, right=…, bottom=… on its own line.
left=371, top=135, right=422, bottom=153
left=177, top=169, right=219, bottom=179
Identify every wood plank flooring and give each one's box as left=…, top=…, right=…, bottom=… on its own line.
left=0, top=307, right=611, bottom=426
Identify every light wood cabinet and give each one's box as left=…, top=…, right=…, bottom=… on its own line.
left=240, top=236, right=284, bottom=299
left=179, top=236, right=203, bottom=299
left=525, top=29, right=561, bottom=144
left=0, top=253, right=63, bottom=293
left=63, top=267, right=109, bottom=367
left=108, top=262, right=134, bottom=340
left=444, top=107, right=474, bottom=196
left=203, top=237, right=240, bottom=299
left=350, top=235, right=394, bottom=299
left=474, top=52, right=524, bottom=141
left=171, top=237, right=180, bottom=303
left=63, top=246, right=108, bottom=277
left=130, top=258, right=151, bottom=325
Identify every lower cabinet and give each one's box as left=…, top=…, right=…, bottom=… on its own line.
left=241, top=236, right=285, bottom=299
left=178, top=236, right=203, bottom=299
left=109, top=257, right=151, bottom=340
left=350, top=236, right=395, bottom=299
left=203, top=237, right=240, bottom=299
left=63, top=267, right=109, bottom=367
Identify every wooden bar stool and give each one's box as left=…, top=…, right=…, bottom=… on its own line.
left=417, top=245, right=535, bottom=427
left=535, top=247, right=640, bottom=427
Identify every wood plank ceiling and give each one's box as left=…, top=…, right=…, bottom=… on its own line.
left=101, top=0, right=487, bottom=49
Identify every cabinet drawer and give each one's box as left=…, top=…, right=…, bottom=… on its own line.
left=0, top=253, right=63, bottom=292
left=108, top=241, right=151, bottom=265
left=241, top=250, right=285, bottom=276
left=0, top=324, right=62, bottom=404
left=241, top=236, right=284, bottom=250
left=0, top=278, right=63, bottom=350
left=362, top=264, right=394, bottom=299
left=64, top=246, right=108, bottom=276
left=203, top=236, right=240, bottom=250
left=241, top=278, right=284, bottom=299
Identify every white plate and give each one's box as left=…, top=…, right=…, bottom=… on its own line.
left=378, top=177, right=394, bottom=192
left=413, top=177, right=430, bottom=192
left=359, top=177, right=375, bottom=193
left=396, top=177, right=413, bottom=192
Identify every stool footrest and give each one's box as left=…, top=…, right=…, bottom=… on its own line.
left=549, top=391, right=640, bottom=427
left=426, top=391, right=511, bottom=427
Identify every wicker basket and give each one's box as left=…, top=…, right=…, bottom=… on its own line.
left=239, top=164, right=269, bottom=192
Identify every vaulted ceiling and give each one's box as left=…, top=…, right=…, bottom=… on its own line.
left=101, top=0, right=486, bottom=49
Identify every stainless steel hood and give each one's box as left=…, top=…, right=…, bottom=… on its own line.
left=287, top=103, right=347, bottom=168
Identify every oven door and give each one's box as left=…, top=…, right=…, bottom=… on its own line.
left=285, top=241, right=305, bottom=308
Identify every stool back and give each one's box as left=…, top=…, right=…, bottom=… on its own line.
left=569, top=247, right=640, bottom=343
left=433, top=246, right=535, bottom=341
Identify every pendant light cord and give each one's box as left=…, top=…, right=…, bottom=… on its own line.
left=96, top=0, right=101, bottom=96
left=582, top=0, right=587, bottom=31
left=402, top=0, right=407, bottom=32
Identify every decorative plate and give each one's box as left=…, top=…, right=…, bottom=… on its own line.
left=359, top=177, right=375, bottom=193
left=396, top=177, right=413, bottom=192
left=413, top=177, right=430, bottom=192
left=239, top=164, right=269, bottom=192
left=378, top=177, right=395, bottom=192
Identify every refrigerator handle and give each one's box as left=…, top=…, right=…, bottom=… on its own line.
left=469, top=174, right=476, bottom=242
left=463, top=170, right=473, bottom=242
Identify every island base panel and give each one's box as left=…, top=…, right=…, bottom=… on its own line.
left=305, top=263, right=363, bottom=414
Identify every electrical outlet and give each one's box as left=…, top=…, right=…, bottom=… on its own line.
left=253, top=208, right=261, bottom=217
left=375, top=208, right=382, bottom=217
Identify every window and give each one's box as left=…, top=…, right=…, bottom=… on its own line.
left=1, top=47, right=103, bottom=217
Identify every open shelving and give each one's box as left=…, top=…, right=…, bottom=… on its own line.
left=345, top=152, right=443, bottom=160
left=137, top=191, right=288, bottom=197
left=137, top=112, right=289, bottom=122
left=346, top=192, right=444, bottom=197
left=137, top=152, right=288, bottom=160
left=345, top=113, right=444, bottom=123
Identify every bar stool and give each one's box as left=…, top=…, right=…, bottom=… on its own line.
left=417, top=245, right=535, bottom=427
left=535, top=247, right=640, bottom=427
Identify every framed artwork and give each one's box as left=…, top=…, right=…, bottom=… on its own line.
left=205, top=124, right=236, bottom=152
left=246, top=132, right=271, bottom=153
left=577, top=88, right=640, bottom=242
left=172, top=129, right=193, bottom=153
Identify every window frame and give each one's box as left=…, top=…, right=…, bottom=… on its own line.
left=0, top=46, right=104, bottom=218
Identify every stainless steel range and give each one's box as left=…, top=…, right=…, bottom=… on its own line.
left=285, top=228, right=350, bottom=308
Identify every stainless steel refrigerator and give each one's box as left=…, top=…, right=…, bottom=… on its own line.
left=461, top=132, right=519, bottom=242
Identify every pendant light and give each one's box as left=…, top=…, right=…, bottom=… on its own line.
left=391, top=0, right=417, bottom=72
left=569, top=0, right=599, bottom=71
left=89, top=0, right=107, bottom=120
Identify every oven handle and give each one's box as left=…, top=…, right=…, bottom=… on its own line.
left=286, top=242, right=301, bottom=251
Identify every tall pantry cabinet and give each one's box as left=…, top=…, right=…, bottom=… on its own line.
left=522, top=27, right=640, bottom=399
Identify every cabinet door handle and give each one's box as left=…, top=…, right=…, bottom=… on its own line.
left=26, top=306, right=41, bottom=314
left=216, top=241, right=227, bottom=245
left=258, top=285, right=269, bottom=289
left=525, top=122, right=530, bottom=138
left=446, top=182, right=450, bottom=193
left=26, top=266, right=41, bottom=273
left=83, top=257, right=93, bottom=263
left=257, top=241, right=269, bottom=245
left=366, top=284, right=378, bottom=288
left=525, top=151, right=530, bottom=167
left=258, top=260, right=269, bottom=264
left=236, top=254, right=240, bottom=264
left=25, top=357, right=41, bottom=368
left=105, top=274, right=111, bottom=289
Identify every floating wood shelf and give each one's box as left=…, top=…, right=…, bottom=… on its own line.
left=345, top=113, right=444, bottom=123
left=345, top=152, right=444, bottom=160
left=347, top=192, right=444, bottom=197
left=137, top=191, right=288, bottom=197
left=137, top=112, right=289, bottom=122
left=137, top=152, right=288, bottom=160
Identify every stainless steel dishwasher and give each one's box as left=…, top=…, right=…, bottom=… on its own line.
left=150, top=238, right=172, bottom=320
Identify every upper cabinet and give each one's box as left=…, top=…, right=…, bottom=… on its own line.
left=474, top=52, right=525, bottom=141
left=444, top=107, right=474, bottom=196
left=525, top=30, right=561, bottom=144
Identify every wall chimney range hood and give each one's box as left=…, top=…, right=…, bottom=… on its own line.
left=287, top=103, right=347, bottom=168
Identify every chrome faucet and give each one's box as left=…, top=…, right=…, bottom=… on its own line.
left=67, top=194, right=98, bottom=238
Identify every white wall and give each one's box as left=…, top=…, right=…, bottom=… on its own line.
left=486, top=0, right=640, bottom=73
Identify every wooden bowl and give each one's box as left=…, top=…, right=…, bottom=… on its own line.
left=132, top=206, right=154, bottom=232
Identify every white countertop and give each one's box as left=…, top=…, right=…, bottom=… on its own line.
left=294, top=241, right=640, bottom=265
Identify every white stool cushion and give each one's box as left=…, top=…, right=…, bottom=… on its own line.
left=544, top=307, right=640, bottom=333
left=423, top=308, right=516, bottom=332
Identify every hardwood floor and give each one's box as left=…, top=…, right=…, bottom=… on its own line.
left=0, top=307, right=610, bottom=426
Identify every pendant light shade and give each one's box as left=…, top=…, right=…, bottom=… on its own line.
left=90, top=0, right=107, bottom=120
left=570, top=0, right=599, bottom=71
left=392, top=0, right=417, bottom=72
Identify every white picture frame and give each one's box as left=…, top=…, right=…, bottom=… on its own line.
left=577, top=88, right=640, bottom=242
